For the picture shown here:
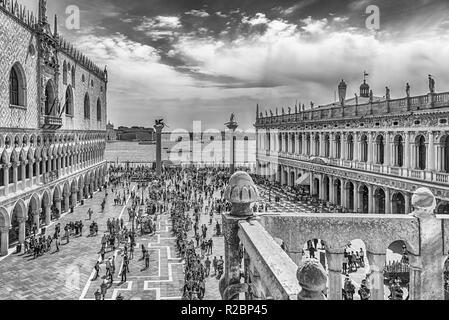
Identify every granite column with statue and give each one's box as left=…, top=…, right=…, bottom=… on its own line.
left=154, top=121, right=165, bottom=177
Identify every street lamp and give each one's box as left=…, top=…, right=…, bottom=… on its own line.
left=225, top=113, right=238, bottom=174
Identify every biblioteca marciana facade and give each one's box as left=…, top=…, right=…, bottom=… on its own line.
left=255, top=75, right=449, bottom=215
left=0, top=0, right=108, bottom=255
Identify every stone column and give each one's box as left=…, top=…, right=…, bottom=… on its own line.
left=28, top=161, right=33, bottom=183
left=353, top=182, right=359, bottom=213
left=404, top=132, right=410, bottom=168
left=368, top=134, right=374, bottom=164
left=367, top=252, right=386, bottom=300
left=409, top=188, right=444, bottom=299
left=342, top=134, right=347, bottom=160
left=320, top=133, right=325, bottom=157
left=405, top=193, right=411, bottom=214
left=329, top=177, right=335, bottom=205
left=354, top=133, right=359, bottom=162
left=408, top=255, right=422, bottom=300
left=0, top=226, right=9, bottom=256
left=18, top=217, right=25, bottom=246
left=154, top=123, right=164, bottom=176
left=330, top=134, right=335, bottom=159
left=12, top=162, right=18, bottom=192
left=64, top=194, right=70, bottom=213
left=427, top=131, right=435, bottom=171
left=311, top=134, right=316, bottom=156
left=3, top=164, right=9, bottom=195
left=33, top=210, right=40, bottom=230
left=326, top=252, right=344, bottom=300
left=385, top=132, right=391, bottom=166
left=71, top=190, right=77, bottom=209
left=435, top=144, right=442, bottom=172
left=35, top=158, right=40, bottom=182
left=385, top=188, right=391, bottom=214
left=341, top=179, right=346, bottom=208
left=220, top=171, right=258, bottom=300
left=44, top=205, right=51, bottom=225
left=368, top=185, right=374, bottom=213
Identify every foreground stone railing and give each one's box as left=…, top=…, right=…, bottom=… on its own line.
left=237, top=219, right=300, bottom=299
left=221, top=171, right=449, bottom=300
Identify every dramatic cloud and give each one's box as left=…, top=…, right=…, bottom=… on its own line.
left=185, top=9, right=210, bottom=17
left=14, top=0, right=449, bottom=129
left=134, top=16, right=182, bottom=40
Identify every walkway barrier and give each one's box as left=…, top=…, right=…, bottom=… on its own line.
left=221, top=171, right=449, bottom=300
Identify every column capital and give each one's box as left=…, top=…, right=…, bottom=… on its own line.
left=0, top=226, right=9, bottom=233
left=17, top=217, right=26, bottom=224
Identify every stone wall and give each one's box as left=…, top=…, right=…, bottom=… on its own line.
left=58, top=51, right=107, bottom=132
left=0, top=10, right=39, bottom=129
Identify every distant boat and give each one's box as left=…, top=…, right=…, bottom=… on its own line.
left=138, top=141, right=155, bottom=145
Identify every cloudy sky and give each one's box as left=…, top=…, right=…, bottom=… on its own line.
left=18, top=0, right=449, bottom=130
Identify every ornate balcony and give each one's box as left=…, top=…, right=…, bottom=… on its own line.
left=41, top=115, right=63, bottom=130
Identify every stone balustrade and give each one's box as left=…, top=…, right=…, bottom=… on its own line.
left=221, top=171, right=449, bottom=300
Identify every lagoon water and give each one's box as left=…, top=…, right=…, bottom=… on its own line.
left=105, top=139, right=256, bottom=164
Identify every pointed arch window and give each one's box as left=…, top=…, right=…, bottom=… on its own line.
left=84, top=93, right=90, bottom=119
left=9, top=63, right=26, bottom=107
left=96, top=99, right=101, bottom=122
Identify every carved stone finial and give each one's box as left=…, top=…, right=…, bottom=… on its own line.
left=224, top=171, right=259, bottom=217
left=411, top=187, right=436, bottom=217
left=297, top=258, right=327, bottom=300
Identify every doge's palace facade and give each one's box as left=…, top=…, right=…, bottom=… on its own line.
left=0, top=0, right=108, bottom=255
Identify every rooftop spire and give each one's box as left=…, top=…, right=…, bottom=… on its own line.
left=54, top=14, right=58, bottom=36
left=38, top=0, right=47, bottom=24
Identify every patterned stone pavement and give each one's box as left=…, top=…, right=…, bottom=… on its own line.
left=256, top=185, right=330, bottom=213
left=80, top=211, right=185, bottom=300
left=0, top=185, right=134, bottom=300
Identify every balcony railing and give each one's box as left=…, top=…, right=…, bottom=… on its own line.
left=41, top=115, right=63, bottom=130
left=255, top=91, right=449, bottom=126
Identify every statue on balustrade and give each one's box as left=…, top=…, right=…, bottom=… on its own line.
left=288, top=107, right=291, bottom=114
left=369, top=90, right=373, bottom=103
left=429, top=75, right=435, bottom=93
left=406, top=83, right=411, bottom=97
left=269, top=110, right=273, bottom=117
left=354, top=93, right=358, bottom=105
left=386, top=87, right=391, bottom=100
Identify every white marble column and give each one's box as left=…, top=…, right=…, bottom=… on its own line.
left=367, top=252, right=386, bottom=300
left=326, top=252, right=344, bottom=300
left=368, top=185, right=374, bottom=213
left=404, top=132, right=411, bottom=168
left=427, top=131, right=435, bottom=171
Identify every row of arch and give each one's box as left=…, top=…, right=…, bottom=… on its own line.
left=0, top=132, right=105, bottom=149
left=264, top=131, right=449, bottom=173
left=0, top=141, right=106, bottom=191
left=0, top=165, right=107, bottom=255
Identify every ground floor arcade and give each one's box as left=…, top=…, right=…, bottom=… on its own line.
left=0, top=163, right=107, bottom=256
left=257, top=161, right=412, bottom=214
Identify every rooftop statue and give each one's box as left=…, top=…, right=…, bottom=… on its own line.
left=429, top=75, right=435, bottom=93
left=406, top=83, right=411, bottom=97
left=386, top=87, right=391, bottom=100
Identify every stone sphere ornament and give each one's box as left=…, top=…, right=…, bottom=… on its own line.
left=296, top=258, right=327, bottom=300
left=411, top=187, right=436, bottom=218
left=224, top=171, right=259, bottom=217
